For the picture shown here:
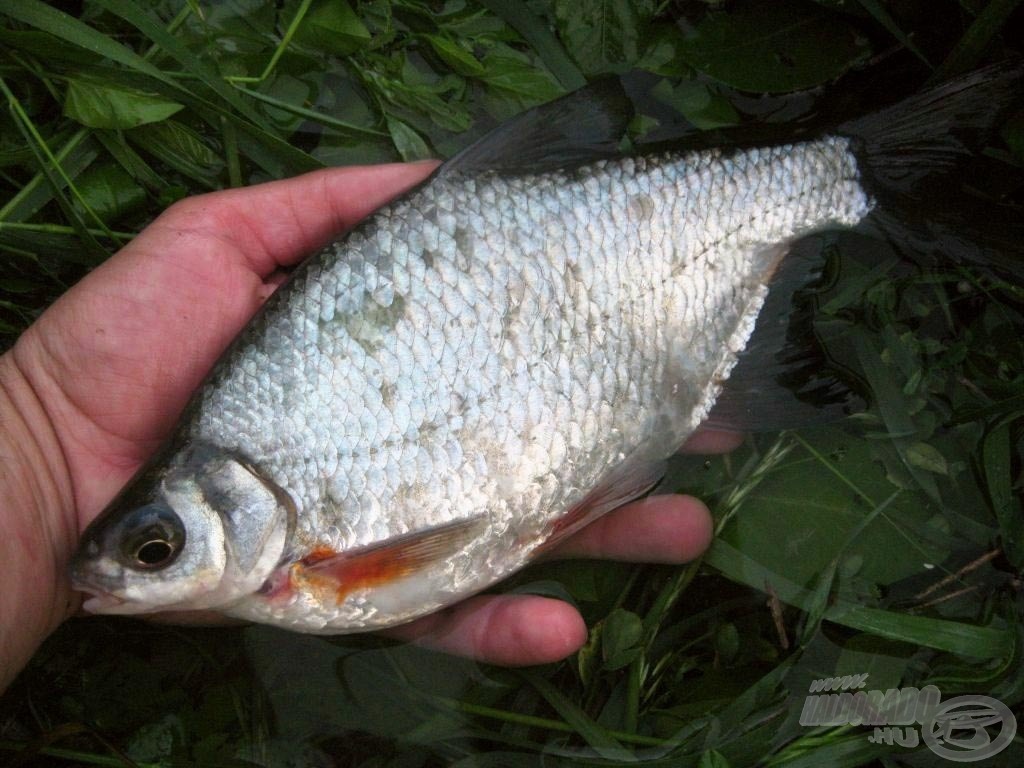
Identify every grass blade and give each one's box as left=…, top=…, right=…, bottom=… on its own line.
left=0, top=128, right=97, bottom=223
left=931, top=0, right=1024, bottom=82
left=236, top=85, right=387, bottom=137
left=855, top=0, right=932, bottom=66
left=823, top=604, right=1012, bottom=658
left=0, top=0, right=169, bottom=82
left=706, top=538, right=1012, bottom=657
left=520, top=671, right=627, bottom=756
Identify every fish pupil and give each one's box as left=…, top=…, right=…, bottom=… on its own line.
left=135, top=539, right=174, bottom=566
left=117, top=502, right=185, bottom=571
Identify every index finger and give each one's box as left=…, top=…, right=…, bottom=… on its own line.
left=140, top=161, right=440, bottom=279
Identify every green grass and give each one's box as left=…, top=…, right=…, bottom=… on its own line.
left=1, top=1, right=1023, bottom=766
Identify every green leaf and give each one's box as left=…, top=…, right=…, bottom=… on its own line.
left=94, top=129, right=165, bottom=191
left=88, top=0, right=274, bottom=132
left=64, top=78, right=184, bottom=130
left=385, top=115, right=432, bottom=161
left=553, top=0, right=648, bottom=75
left=905, top=441, right=948, bottom=475
left=477, top=0, right=585, bottom=89
left=294, top=0, right=371, bottom=56
left=720, top=428, right=947, bottom=589
left=126, top=714, right=183, bottom=762
left=851, top=329, right=941, bottom=501
left=650, top=79, right=740, bottom=130
left=128, top=120, right=224, bottom=188
left=601, top=609, right=643, bottom=671
left=984, top=422, right=1024, bottom=567
left=365, top=64, right=472, bottom=133
left=577, top=623, right=601, bottom=688
left=834, top=634, right=914, bottom=692
left=425, top=34, right=486, bottom=77
left=478, top=50, right=563, bottom=101
left=714, top=622, right=740, bottom=664
left=676, top=2, right=872, bottom=92
left=707, top=540, right=1012, bottom=658
left=637, top=23, right=689, bottom=77
left=824, top=605, right=1012, bottom=659
left=71, top=163, right=146, bottom=223
left=800, top=557, right=839, bottom=645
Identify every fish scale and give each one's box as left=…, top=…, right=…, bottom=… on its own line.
left=168, top=139, right=869, bottom=630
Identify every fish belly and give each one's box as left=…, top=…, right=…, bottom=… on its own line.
left=192, top=137, right=870, bottom=631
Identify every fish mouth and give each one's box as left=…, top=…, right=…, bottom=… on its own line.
left=75, top=586, right=159, bottom=615
left=71, top=572, right=134, bottom=614
left=79, top=591, right=128, bottom=613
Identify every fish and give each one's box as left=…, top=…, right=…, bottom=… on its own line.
left=70, top=66, right=1022, bottom=632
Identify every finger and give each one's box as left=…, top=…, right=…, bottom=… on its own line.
left=142, top=161, right=439, bottom=278
left=547, top=494, right=713, bottom=563
left=386, top=594, right=588, bottom=667
left=680, top=428, right=744, bottom=454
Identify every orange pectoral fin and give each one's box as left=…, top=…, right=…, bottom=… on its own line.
left=282, top=515, right=487, bottom=603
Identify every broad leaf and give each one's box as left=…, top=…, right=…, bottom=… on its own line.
left=720, top=428, right=949, bottom=588
left=72, top=163, right=146, bottom=223
left=386, top=115, right=432, bottom=161
left=553, top=0, right=650, bottom=75
left=64, top=78, right=183, bottom=129
left=128, top=120, right=224, bottom=187
left=676, top=2, right=871, bottom=92
left=294, top=0, right=371, bottom=56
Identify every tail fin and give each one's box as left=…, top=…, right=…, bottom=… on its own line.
left=839, top=61, right=1024, bottom=276
left=709, top=64, right=1023, bottom=432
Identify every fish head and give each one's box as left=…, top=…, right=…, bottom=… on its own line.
left=71, top=443, right=293, bottom=615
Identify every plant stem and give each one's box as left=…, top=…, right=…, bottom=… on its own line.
left=0, top=740, right=160, bottom=767
left=0, top=222, right=136, bottom=238
left=225, top=0, right=314, bottom=84
left=429, top=696, right=667, bottom=747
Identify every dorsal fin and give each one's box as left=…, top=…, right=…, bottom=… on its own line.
left=439, top=78, right=633, bottom=177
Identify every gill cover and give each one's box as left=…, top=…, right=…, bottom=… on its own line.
left=71, top=442, right=294, bottom=614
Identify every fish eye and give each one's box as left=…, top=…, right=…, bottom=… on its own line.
left=118, top=503, right=186, bottom=571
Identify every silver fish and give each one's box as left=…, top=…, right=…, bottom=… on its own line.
left=70, top=70, right=1019, bottom=632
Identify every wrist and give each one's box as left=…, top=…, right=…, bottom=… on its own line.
left=0, top=352, right=78, bottom=691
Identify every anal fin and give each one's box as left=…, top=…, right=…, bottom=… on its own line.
left=706, top=233, right=865, bottom=432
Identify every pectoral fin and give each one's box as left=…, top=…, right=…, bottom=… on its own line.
left=538, top=452, right=667, bottom=554
left=263, top=516, right=486, bottom=603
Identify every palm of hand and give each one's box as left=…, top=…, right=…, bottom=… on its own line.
left=10, top=164, right=727, bottom=667
left=16, top=165, right=429, bottom=525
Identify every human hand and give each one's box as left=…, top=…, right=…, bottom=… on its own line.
left=0, top=162, right=739, bottom=689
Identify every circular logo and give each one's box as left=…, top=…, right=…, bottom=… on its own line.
left=921, top=695, right=1017, bottom=762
